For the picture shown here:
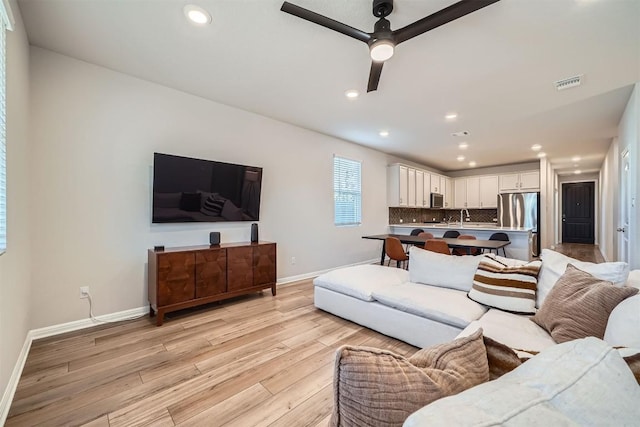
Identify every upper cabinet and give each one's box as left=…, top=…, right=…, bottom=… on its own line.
left=430, top=174, right=442, bottom=194
left=499, top=171, right=540, bottom=193
left=479, top=175, right=499, bottom=208
left=453, top=176, right=497, bottom=209
left=443, top=177, right=452, bottom=208
left=388, top=163, right=539, bottom=209
left=388, top=164, right=409, bottom=207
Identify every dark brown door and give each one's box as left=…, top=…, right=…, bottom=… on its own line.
left=157, top=252, right=195, bottom=306
left=562, top=182, right=595, bottom=244
left=226, top=246, right=253, bottom=291
left=195, top=249, right=227, bottom=298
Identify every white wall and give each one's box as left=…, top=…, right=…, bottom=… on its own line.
left=0, top=0, right=31, bottom=402
left=28, top=47, right=421, bottom=328
left=599, top=138, right=619, bottom=261
left=616, top=83, right=639, bottom=269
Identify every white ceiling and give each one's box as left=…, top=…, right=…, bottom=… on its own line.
left=17, top=0, right=640, bottom=173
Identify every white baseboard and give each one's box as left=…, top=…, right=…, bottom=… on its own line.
left=0, top=258, right=377, bottom=422
left=0, top=332, right=32, bottom=426
left=29, top=306, right=149, bottom=340
left=277, top=258, right=378, bottom=285
left=0, top=305, right=149, bottom=424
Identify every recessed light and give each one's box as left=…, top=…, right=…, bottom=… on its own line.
left=468, top=161, right=477, bottom=167
left=537, top=152, right=546, bottom=158
left=574, top=170, right=582, bottom=175
left=458, top=142, right=468, bottom=150
left=572, top=156, right=581, bottom=162
left=531, top=144, right=542, bottom=151
left=379, top=130, right=389, bottom=137
left=184, top=5, right=212, bottom=25
left=445, top=113, right=458, bottom=120
left=345, top=89, right=359, bottom=99
left=457, top=155, right=465, bottom=161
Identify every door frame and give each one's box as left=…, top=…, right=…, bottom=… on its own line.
left=558, top=177, right=599, bottom=245
left=618, top=148, right=631, bottom=264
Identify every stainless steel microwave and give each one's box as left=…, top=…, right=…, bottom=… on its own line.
left=430, top=193, right=444, bottom=209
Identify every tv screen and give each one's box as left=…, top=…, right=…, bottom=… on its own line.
left=152, top=153, right=262, bottom=223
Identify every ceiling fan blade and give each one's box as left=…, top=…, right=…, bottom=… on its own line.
left=393, top=0, right=500, bottom=44
left=281, top=2, right=372, bottom=43
left=367, top=61, right=384, bottom=92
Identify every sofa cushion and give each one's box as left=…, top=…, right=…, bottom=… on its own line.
left=330, top=329, right=488, bottom=427
left=372, top=282, right=487, bottom=329
left=533, top=264, right=639, bottom=343
left=537, top=248, right=629, bottom=308
left=313, top=264, right=409, bottom=302
left=468, top=255, right=541, bottom=314
left=458, top=309, right=556, bottom=355
left=408, top=246, right=482, bottom=292
left=604, top=294, right=640, bottom=347
left=404, top=337, right=640, bottom=427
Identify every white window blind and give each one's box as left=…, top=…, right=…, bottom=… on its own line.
left=333, top=156, right=362, bottom=226
left=0, top=12, right=6, bottom=254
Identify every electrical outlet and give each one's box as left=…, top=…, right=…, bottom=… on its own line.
left=291, top=256, right=296, bottom=265
left=80, top=286, right=89, bottom=299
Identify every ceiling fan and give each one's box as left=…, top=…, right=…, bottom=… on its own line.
left=281, top=0, right=500, bottom=92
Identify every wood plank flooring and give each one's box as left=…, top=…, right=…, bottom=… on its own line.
left=7, top=280, right=417, bottom=427
left=553, top=243, right=605, bottom=263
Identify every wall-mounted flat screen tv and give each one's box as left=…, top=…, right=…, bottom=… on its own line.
left=152, top=153, right=262, bottom=223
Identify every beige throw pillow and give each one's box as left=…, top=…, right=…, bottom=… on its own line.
left=533, top=264, right=639, bottom=343
left=330, top=329, right=488, bottom=427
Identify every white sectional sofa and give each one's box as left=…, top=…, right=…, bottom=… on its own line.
left=313, top=248, right=640, bottom=352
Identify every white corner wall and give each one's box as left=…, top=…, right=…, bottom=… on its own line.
left=616, top=83, right=639, bottom=269
left=0, top=0, right=31, bottom=404
left=599, top=138, right=619, bottom=261
left=28, top=47, right=409, bottom=328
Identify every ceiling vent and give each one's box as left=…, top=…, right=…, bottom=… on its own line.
left=451, top=131, right=470, bottom=137
left=554, top=75, right=583, bottom=91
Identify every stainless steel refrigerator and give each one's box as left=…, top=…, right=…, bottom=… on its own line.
left=497, top=192, right=540, bottom=256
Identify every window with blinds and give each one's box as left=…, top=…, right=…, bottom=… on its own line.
left=333, top=156, right=362, bottom=226
left=0, top=13, right=6, bottom=254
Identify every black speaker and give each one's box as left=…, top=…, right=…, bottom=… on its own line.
left=209, top=231, right=220, bottom=245
left=251, top=223, right=258, bottom=243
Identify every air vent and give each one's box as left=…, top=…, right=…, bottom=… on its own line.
left=451, top=131, right=470, bottom=137
left=554, top=75, right=583, bottom=91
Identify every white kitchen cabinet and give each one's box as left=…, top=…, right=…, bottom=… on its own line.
left=407, top=168, right=416, bottom=207
left=499, top=171, right=540, bottom=192
left=387, top=164, right=409, bottom=207
left=443, top=177, right=453, bottom=208
left=479, top=175, right=499, bottom=208
left=519, top=171, right=540, bottom=191
left=422, top=172, right=431, bottom=207
left=430, top=174, right=442, bottom=194
left=415, top=170, right=425, bottom=207
left=466, top=177, right=480, bottom=208
left=454, top=178, right=466, bottom=208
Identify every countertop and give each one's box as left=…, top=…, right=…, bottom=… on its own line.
left=389, top=223, right=534, bottom=232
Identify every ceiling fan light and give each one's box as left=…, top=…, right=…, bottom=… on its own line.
left=370, top=40, right=394, bottom=62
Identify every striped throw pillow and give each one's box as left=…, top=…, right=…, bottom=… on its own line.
left=468, top=255, right=542, bottom=314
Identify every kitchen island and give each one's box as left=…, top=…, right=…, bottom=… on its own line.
left=389, top=223, right=534, bottom=261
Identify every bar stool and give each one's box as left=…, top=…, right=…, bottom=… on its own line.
left=488, top=232, right=509, bottom=257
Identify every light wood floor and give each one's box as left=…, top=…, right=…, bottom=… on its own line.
left=553, top=243, right=605, bottom=263
left=7, top=279, right=417, bottom=427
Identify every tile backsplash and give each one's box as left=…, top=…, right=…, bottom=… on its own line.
left=389, top=208, right=498, bottom=224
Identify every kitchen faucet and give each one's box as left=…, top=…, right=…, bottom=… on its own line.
left=460, top=209, right=470, bottom=226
